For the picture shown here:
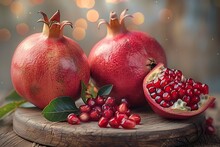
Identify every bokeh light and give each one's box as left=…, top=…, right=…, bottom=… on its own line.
left=105, top=0, right=127, bottom=4
left=16, top=23, right=30, bottom=36
left=75, top=18, right=88, bottom=30
left=132, top=12, right=145, bottom=25
left=86, top=9, right=99, bottom=22
left=72, top=27, right=86, bottom=40
left=0, top=28, right=11, bottom=42
left=0, top=0, right=13, bottom=6
left=76, top=0, right=95, bottom=9
left=29, top=0, right=44, bottom=5
left=159, top=8, right=173, bottom=23
left=10, top=2, right=24, bottom=16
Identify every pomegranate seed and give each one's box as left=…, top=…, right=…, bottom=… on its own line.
left=109, top=117, right=120, bottom=128
left=103, top=109, right=114, bottom=119
left=150, top=92, right=157, bottom=99
left=129, top=114, right=141, bottom=125
left=186, top=89, right=193, bottom=97
left=105, top=97, right=116, bottom=106
left=125, top=109, right=131, bottom=116
left=191, top=96, right=200, bottom=104
left=193, top=82, right=202, bottom=89
left=178, top=88, right=186, bottom=98
left=67, top=113, right=80, bottom=125
left=174, top=69, right=182, bottom=77
left=156, top=88, right=164, bottom=96
left=89, top=109, right=101, bottom=121
left=93, top=106, right=102, bottom=113
left=102, top=104, right=112, bottom=111
left=193, top=89, right=201, bottom=96
left=173, top=84, right=181, bottom=91
left=175, top=76, right=181, bottom=81
left=121, top=118, right=136, bottom=129
left=79, top=112, right=90, bottom=122
left=98, top=117, right=109, bottom=128
left=148, top=87, right=156, bottom=93
left=146, top=82, right=154, bottom=89
left=153, top=78, right=160, bottom=88
left=120, top=98, right=130, bottom=107
left=186, top=78, right=194, bottom=85
left=201, top=84, right=209, bottom=94
left=171, top=90, right=178, bottom=100
left=190, top=104, right=198, bottom=111
left=185, top=84, right=193, bottom=90
left=95, top=96, right=105, bottom=106
left=206, top=125, right=215, bottom=135
left=87, top=98, right=96, bottom=107
left=169, top=101, right=174, bottom=106
left=206, top=117, right=213, bottom=126
left=116, top=113, right=128, bottom=123
left=160, top=79, right=168, bottom=87
left=160, top=101, right=170, bottom=108
left=118, top=103, right=129, bottom=114
left=163, top=92, right=171, bottom=101
left=182, top=95, right=190, bottom=104
left=79, top=105, right=91, bottom=113
left=164, top=85, right=172, bottom=93
left=155, top=96, right=162, bottom=104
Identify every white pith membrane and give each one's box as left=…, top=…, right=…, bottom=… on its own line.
left=146, top=66, right=209, bottom=111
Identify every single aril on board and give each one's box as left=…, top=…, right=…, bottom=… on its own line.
left=143, top=63, right=215, bottom=119
left=67, top=113, right=80, bottom=125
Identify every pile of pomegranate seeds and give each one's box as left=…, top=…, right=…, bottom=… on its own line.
left=205, top=117, right=216, bottom=135
left=146, top=67, right=209, bottom=111
left=67, top=96, right=141, bottom=129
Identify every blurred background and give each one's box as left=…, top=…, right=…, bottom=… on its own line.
left=0, top=0, right=220, bottom=101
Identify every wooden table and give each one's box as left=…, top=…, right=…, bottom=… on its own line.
left=1, top=95, right=220, bottom=147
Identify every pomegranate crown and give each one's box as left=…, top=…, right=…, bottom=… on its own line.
left=98, top=9, right=133, bottom=37
left=37, top=10, right=73, bottom=38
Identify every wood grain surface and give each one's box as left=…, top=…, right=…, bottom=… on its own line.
left=13, top=107, right=206, bottom=147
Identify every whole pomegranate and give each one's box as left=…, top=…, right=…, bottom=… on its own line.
left=11, top=11, right=90, bottom=109
left=88, top=9, right=167, bottom=107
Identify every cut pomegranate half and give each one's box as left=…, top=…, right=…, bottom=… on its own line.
left=143, top=63, right=215, bottom=119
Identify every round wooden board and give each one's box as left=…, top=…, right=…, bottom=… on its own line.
left=13, top=107, right=205, bottom=147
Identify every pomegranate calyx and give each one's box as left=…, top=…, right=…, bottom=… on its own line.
left=98, top=9, right=132, bottom=37
left=37, top=10, right=73, bottom=38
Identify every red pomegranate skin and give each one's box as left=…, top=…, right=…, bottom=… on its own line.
left=89, top=31, right=166, bottom=107
left=11, top=11, right=90, bottom=109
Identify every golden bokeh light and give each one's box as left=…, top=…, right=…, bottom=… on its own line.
left=87, top=9, right=99, bottom=22
left=0, top=28, right=11, bottom=42
left=29, top=0, right=44, bottom=5
left=10, top=2, right=24, bottom=16
left=0, top=0, right=13, bottom=6
left=159, top=8, right=173, bottom=23
left=132, top=12, right=145, bottom=25
left=72, top=27, right=86, bottom=40
left=16, top=23, right=30, bottom=36
left=76, top=0, right=95, bottom=9
left=105, top=0, right=126, bottom=4
left=75, top=18, right=88, bottom=29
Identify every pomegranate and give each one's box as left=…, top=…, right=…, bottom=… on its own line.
left=11, top=11, right=90, bottom=109
left=143, top=63, right=215, bottom=119
left=88, top=9, right=167, bottom=107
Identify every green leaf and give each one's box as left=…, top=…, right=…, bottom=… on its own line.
left=81, top=81, right=88, bottom=104
left=0, top=100, right=27, bottom=120
left=42, top=96, right=79, bottom=122
left=97, top=84, right=113, bottom=96
left=5, top=90, right=23, bottom=101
